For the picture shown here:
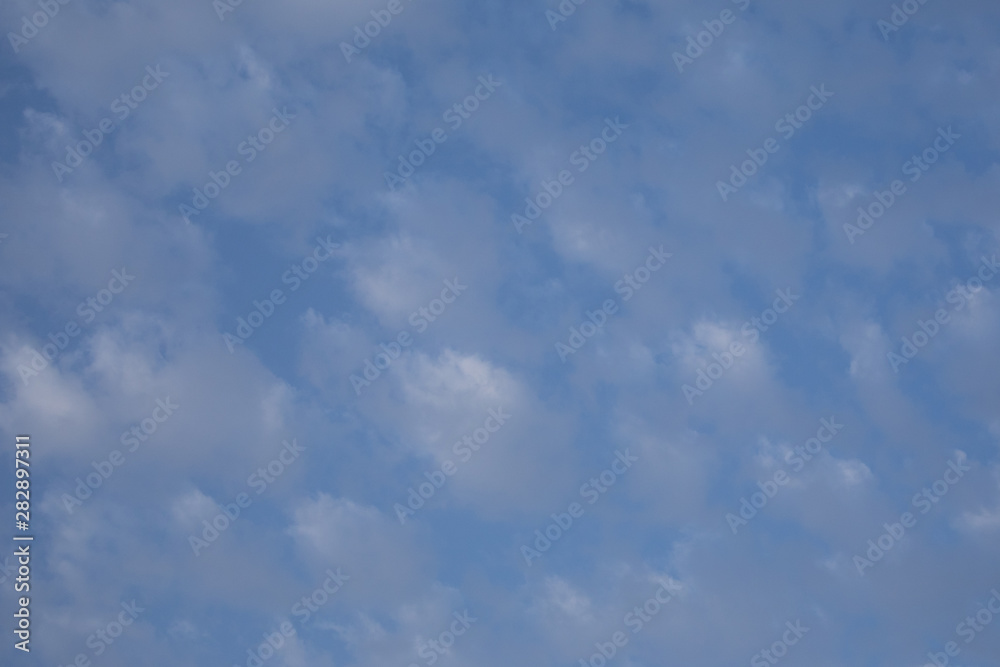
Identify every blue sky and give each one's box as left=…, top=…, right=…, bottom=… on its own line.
left=1, top=0, right=1000, bottom=666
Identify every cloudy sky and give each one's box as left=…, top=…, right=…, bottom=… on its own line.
left=1, top=0, right=1000, bottom=666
